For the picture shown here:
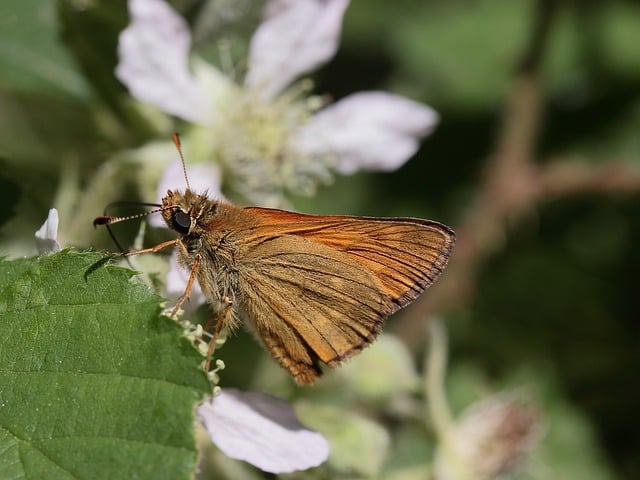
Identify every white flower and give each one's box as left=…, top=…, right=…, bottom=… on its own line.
left=35, top=208, right=61, bottom=255
left=117, top=0, right=439, bottom=206
left=295, top=91, right=438, bottom=175
left=245, top=0, right=350, bottom=100
left=198, top=389, right=330, bottom=474
left=116, top=0, right=208, bottom=123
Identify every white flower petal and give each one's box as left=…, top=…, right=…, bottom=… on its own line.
left=198, top=389, right=330, bottom=473
left=150, top=159, right=225, bottom=228
left=295, top=91, right=439, bottom=174
left=35, top=209, right=61, bottom=255
left=245, top=0, right=349, bottom=99
left=192, top=57, right=237, bottom=113
left=116, top=0, right=209, bottom=123
left=166, top=252, right=206, bottom=315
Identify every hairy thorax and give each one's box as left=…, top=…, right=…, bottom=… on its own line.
left=162, top=189, right=254, bottom=309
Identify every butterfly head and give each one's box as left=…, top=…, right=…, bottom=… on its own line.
left=161, top=189, right=218, bottom=236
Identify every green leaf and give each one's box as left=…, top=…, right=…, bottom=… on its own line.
left=0, top=250, right=210, bottom=479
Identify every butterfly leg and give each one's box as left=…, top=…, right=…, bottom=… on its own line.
left=203, top=296, right=233, bottom=372
left=170, top=250, right=201, bottom=317
left=120, top=238, right=181, bottom=256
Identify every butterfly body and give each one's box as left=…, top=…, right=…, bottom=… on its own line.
left=162, top=189, right=248, bottom=310
left=160, top=188, right=455, bottom=385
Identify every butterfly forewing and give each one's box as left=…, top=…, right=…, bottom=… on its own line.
left=244, top=208, right=455, bottom=309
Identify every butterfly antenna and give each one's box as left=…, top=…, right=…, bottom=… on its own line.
left=172, top=132, right=191, bottom=191
left=94, top=205, right=165, bottom=268
left=93, top=207, right=164, bottom=228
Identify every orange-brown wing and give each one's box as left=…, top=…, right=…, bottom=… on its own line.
left=243, top=207, right=455, bottom=311
left=237, top=234, right=394, bottom=385
left=235, top=208, right=455, bottom=384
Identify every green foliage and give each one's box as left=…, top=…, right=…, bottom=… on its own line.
left=0, top=0, right=639, bottom=478
left=296, top=402, right=390, bottom=478
left=0, top=0, right=88, bottom=98
left=0, top=251, right=210, bottom=479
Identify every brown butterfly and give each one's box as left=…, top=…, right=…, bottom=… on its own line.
left=95, top=134, right=455, bottom=385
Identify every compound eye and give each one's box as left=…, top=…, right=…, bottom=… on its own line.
left=172, top=210, right=191, bottom=234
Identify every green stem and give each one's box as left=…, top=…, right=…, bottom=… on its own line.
left=424, top=319, right=472, bottom=480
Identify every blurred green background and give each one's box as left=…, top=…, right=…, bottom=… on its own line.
left=1, top=0, right=639, bottom=478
